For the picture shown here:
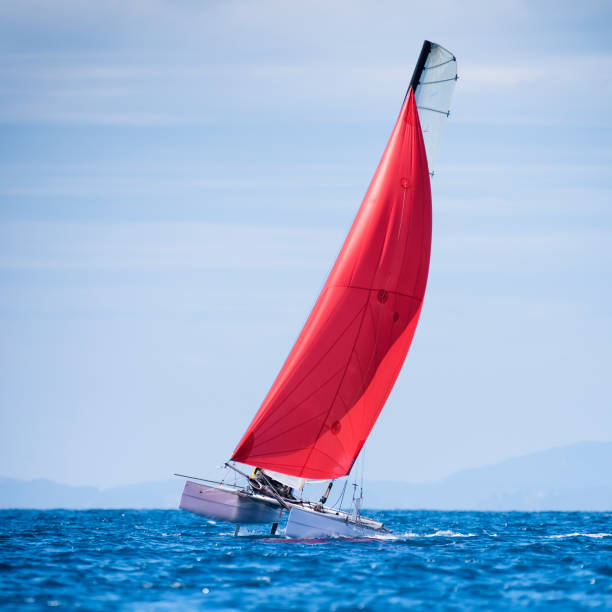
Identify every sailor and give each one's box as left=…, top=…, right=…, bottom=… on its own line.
left=314, top=481, right=333, bottom=511
left=249, top=467, right=296, bottom=500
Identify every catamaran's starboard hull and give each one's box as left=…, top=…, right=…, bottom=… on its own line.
left=179, top=481, right=284, bottom=524
left=285, top=506, right=387, bottom=539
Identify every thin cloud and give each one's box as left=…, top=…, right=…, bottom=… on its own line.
left=0, top=221, right=343, bottom=272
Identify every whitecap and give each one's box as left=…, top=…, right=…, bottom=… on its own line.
left=373, top=530, right=476, bottom=541
left=547, top=532, right=612, bottom=539
left=425, top=530, right=476, bottom=538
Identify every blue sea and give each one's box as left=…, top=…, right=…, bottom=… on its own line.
left=1, top=510, right=611, bottom=610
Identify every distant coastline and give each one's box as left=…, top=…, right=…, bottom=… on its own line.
left=1, top=442, right=610, bottom=511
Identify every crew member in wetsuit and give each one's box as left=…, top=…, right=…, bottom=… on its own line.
left=249, top=468, right=296, bottom=500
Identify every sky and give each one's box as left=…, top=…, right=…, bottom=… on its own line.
left=1, top=1, right=611, bottom=488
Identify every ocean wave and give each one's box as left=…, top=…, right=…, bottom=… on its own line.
left=425, top=530, right=477, bottom=538
left=375, top=529, right=477, bottom=540
left=547, top=532, right=612, bottom=539
left=3, top=510, right=611, bottom=609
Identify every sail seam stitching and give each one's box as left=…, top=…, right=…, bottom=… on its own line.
left=334, top=285, right=422, bottom=302
left=252, top=408, right=337, bottom=451
left=299, top=293, right=373, bottom=478
left=251, top=366, right=347, bottom=445
left=252, top=300, right=369, bottom=439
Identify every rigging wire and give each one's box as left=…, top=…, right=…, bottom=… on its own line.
left=329, top=478, right=348, bottom=509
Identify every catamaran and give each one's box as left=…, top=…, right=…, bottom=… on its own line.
left=178, top=40, right=457, bottom=538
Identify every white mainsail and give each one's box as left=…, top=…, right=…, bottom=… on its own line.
left=412, top=41, right=458, bottom=175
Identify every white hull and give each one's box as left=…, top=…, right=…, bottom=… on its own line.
left=179, top=481, right=284, bottom=524
left=178, top=480, right=390, bottom=538
left=285, top=505, right=387, bottom=539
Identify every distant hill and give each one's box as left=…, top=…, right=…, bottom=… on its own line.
left=1, top=442, right=610, bottom=511
left=364, top=441, right=612, bottom=510
left=0, top=477, right=184, bottom=510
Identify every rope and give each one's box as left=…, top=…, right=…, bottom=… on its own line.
left=173, top=473, right=241, bottom=489
left=257, top=471, right=290, bottom=510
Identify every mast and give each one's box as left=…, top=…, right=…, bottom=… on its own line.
left=409, top=40, right=432, bottom=94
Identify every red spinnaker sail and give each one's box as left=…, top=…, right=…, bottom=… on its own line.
left=232, top=89, right=432, bottom=480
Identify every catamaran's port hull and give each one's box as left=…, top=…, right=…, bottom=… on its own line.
left=285, top=506, right=387, bottom=539
left=179, top=481, right=284, bottom=524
